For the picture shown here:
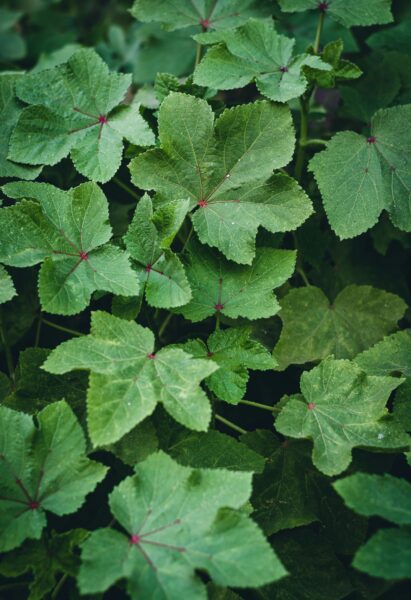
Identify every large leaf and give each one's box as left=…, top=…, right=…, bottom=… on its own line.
left=275, top=357, right=409, bottom=476
left=124, top=194, right=191, bottom=308
left=0, top=181, right=138, bottom=315
left=278, top=0, right=393, bottom=28
left=355, top=330, right=411, bottom=376
left=131, top=0, right=272, bottom=31
left=0, top=266, right=16, bottom=305
left=130, top=92, right=311, bottom=264
left=178, top=326, right=276, bottom=403
left=8, top=49, right=154, bottom=182
left=42, top=311, right=218, bottom=445
left=176, top=240, right=296, bottom=322
left=78, top=452, right=286, bottom=599
left=309, top=104, right=411, bottom=238
left=194, top=19, right=331, bottom=102
left=0, top=401, right=107, bottom=552
left=273, top=285, right=407, bottom=369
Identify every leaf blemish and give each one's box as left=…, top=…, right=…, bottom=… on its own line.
left=307, top=402, right=316, bottom=410
left=367, top=136, right=377, bottom=144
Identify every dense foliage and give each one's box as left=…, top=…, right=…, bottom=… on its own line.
left=0, top=1, right=410, bottom=598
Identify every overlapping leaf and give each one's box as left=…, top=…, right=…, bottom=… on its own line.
left=309, top=104, right=411, bottom=238
left=124, top=194, right=191, bottom=308
left=273, top=285, right=407, bottom=369
left=179, top=327, right=276, bottom=403
left=0, top=181, right=138, bottom=315
left=355, top=330, right=411, bottom=376
left=175, top=240, right=296, bottom=322
left=0, top=266, right=16, bottom=305
left=8, top=49, right=154, bottom=182
left=43, top=311, right=218, bottom=445
left=194, top=19, right=331, bottom=102
left=78, top=452, right=286, bottom=599
left=0, top=401, right=107, bottom=552
left=130, top=92, right=311, bottom=264
left=275, top=357, right=409, bottom=476
left=278, top=0, right=393, bottom=28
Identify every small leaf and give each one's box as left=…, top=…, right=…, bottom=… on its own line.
left=0, top=266, right=16, bottom=305
left=353, top=528, right=411, bottom=580
left=278, top=0, right=393, bottom=28
left=355, top=330, right=411, bottom=376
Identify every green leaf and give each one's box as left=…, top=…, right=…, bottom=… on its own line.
left=124, top=194, right=191, bottom=308
left=273, top=285, right=407, bottom=370
left=130, top=92, right=310, bottom=264
left=333, top=473, right=411, bottom=525
left=353, top=527, right=411, bottom=580
left=0, top=181, right=139, bottom=315
left=0, top=529, right=87, bottom=600
left=78, top=452, right=286, bottom=598
left=0, top=9, right=26, bottom=61
left=275, top=357, right=408, bottom=476
left=178, top=326, right=276, bottom=403
left=355, top=330, right=411, bottom=376
left=306, top=39, right=362, bottom=89
left=42, top=311, right=218, bottom=445
left=0, top=74, right=42, bottom=181
left=309, top=104, right=411, bottom=238
left=8, top=49, right=154, bottom=182
left=176, top=240, right=296, bottom=322
left=131, top=0, right=272, bottom=31
left=0, top=266, right=16, bottom=305
left=0, top=401, right=107, bottom=552
left=104, top=419, right=159, bottom=467
left=194, top=19, right=331, bottom=102
left=278, top=0, right=393, bottom=28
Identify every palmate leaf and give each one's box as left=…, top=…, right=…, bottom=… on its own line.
left=78, top=452, right=286, bottom=599
left=8, top=49, right=154, bottom=183
left=0, top=266, right=16, bottom=305
left=334, top=473, right=411, bottom=579
left=131, top=0, right=272, bottom=32
left=194, top=19, right=331, bottom=102
left=0, top=401, right=107, bottom=553
left=278, top=0, right=393, bottom=28
left=130, top=92, right=312, bottom=264
left=43, top=311, right=218, bottom=446
left=124, top=194, right=191, bottom=308
left=0, top=181, right=138, bottom=315
left=275, top=357, right=409, bottom=476
left=309, top=104, right=411, bottom=238
left=178, top=327, right=276, bottom=403
left=175, top=240, right=296, bottom=322
left=273, top=285, right=407, bottom=369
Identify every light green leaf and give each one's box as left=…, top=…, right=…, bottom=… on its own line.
left=8, top=49, right=154, bottom=182
left=0, top=181, right=138, bottom=315
left=124, top=194, right=191, bottom=308
left=194, top=19, right=331, bottom=102
left=78, top=452, right=286, bottom=598
left=176, top=240, right=296, bottom=322
left=275, top=357, right=408, bottom=476
left=309, top=104, right=411, bottom=238
left=130, top=92, right=308, bottom=264
left=353, top=528, right=411, bottom=580
left=306, top=39, right=362, bottom=89
left=178, top=326, right=275, bottom=403
left=0, top=266, right=16, bottom=305
left=42, top=311, right=218, bottom=445
left=0, top=401, right=107, bottom=552
left=355, top=330, right=411, bottom=376
left=273, top=285, right=407, bottom=370
left=278, top=0, right=393, bottom=28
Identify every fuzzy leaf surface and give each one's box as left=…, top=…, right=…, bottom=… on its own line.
left=278, top=0, right=393, bottom=28
left=355, top=330, right=411, bottom=376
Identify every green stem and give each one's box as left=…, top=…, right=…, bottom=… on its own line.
left=294, top=96, right=309, bottom=182
left=112, top=177, right=140, bottom=201
left=195, top=42, right=202, bottom=67
left=0, top=582, right=31, bottom=592
left=0, top=311, right=14, bottom=382
left=35, top=314, right=42, bottom=347
left=313, top=9, right=325, bottom=54
left=301, top=138, right=327, bottom=148
left=296, top=266, right=311, bottom=287
left=215, top=311, right=221, bottom=331
left=215, top=413, right=247, bottom=435
left=181, top=225, right=193, bottom=253
left=158, top=312, right=173, bottom=340
left=51, top=573, right=68, bottom=599
left=239, top=400, right=280, bottom=413
left=42, top=318, right=83, bottom=337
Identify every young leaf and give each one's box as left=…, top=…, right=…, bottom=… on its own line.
left=275, top=357, right=409, bottom=476
left=178, top=326, right=276, bottom=403
left=124, top=194, right=191, bottom=308
left=194, top=19, right=331, bottom=102
left=0, top=266, right=16, bottom=305
left=175, top=240, right=296, bottom=322
left=273, top=285, right=407, bottom=370
left=305, top=39, right=362, bottom=89
left=0, top=401, right=107, bottom=552
left=309, top=104, right=411, bottom=238
left=278, top=0, right=393, bottom=28
left=78, top=452, right=286, bottom=598
left=355, top=330, right=411, bottom=376
left=131, top=0, right=272, bottom=32
left=42, top=311, right=218, bottom=445
left=0, top=181, right=139, bottom=315
left=130, top=92, right=311, bottom=264
left=8, top=49, right=154, bottom=182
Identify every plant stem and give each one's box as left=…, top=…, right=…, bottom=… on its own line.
left=158, top=312, right=173, bottom=339
left=294, top=96, right=309, bottom=182
left=301, top=138, right=327, bottom=148
left=313, top=9, right=325, bottom=54
left=0, top=582, right=31, bottom=592
left=35, top=314, right=43, bottom=347
left=51, top=573, right=69, bottom=599
left=297, top=266, right=311, bottom=287
left=181, top=225, right=193, bottom=253
left=239, top=400, right=281, bottom=413
left=215, top=311, right=221, bottom=330
left=195, top=42, right=202, bottom=67
left=112, top=177, right=140, bottom=201
left=42, top=318, right=84, bottom=337
left=0, top=312, right=14, bottom=382
left=215, top=413, right=247, bottom=435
